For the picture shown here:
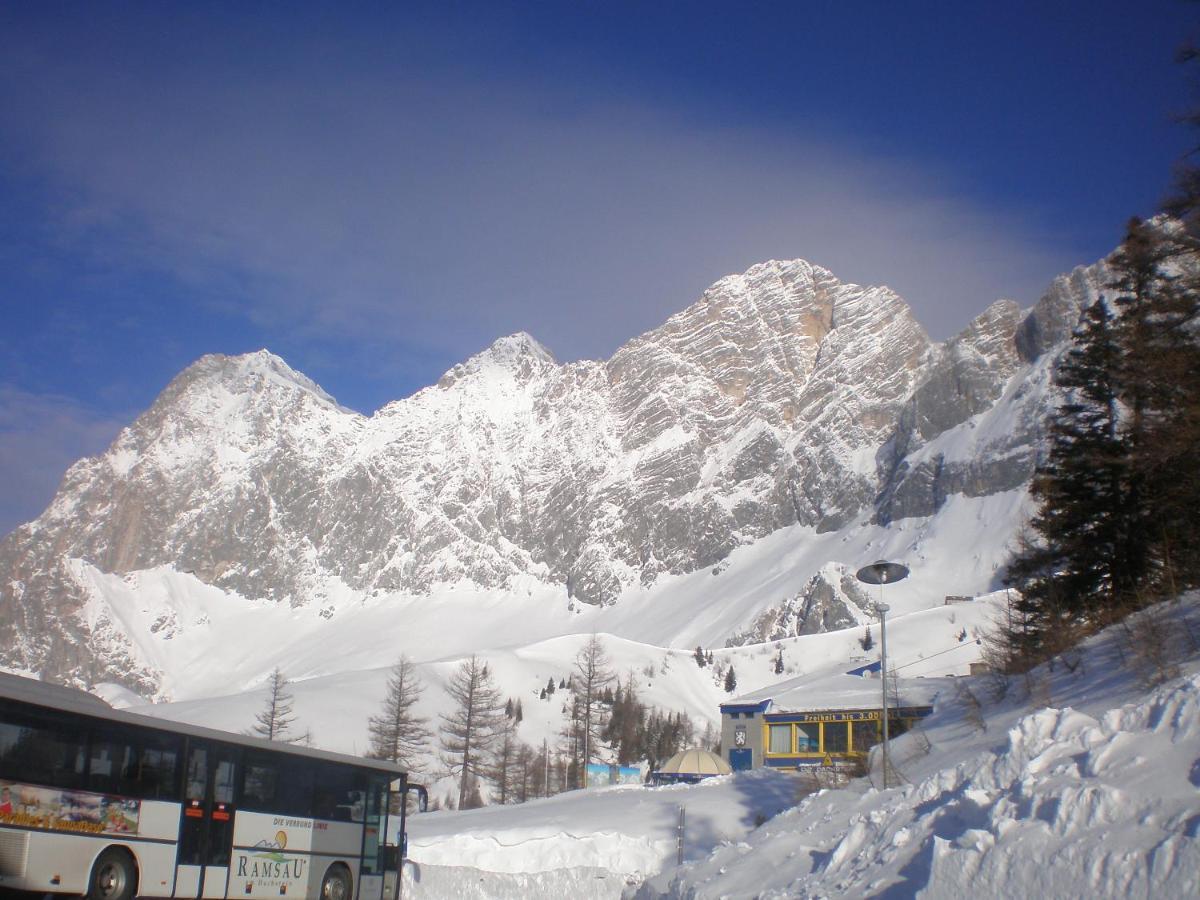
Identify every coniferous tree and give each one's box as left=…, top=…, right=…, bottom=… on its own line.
left=438, top=655, right=506, bottom=808
left=860, top=626, right=874, bottom=652
left=252, top=668, right=297, bottom=741
left=723, top=666, right=737, bottom=694
left=1005, top=299, right=1134, bottom=657
left=1004, top=212, right=1200, bottom=665
left=1112, top=218, right=1200, bottom=590
left=367, top=655, right=430, bottom=773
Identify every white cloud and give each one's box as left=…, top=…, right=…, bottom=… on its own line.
left=1, top=25, right=1079, bottom=370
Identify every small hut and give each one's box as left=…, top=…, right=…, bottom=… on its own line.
left=651, top=748, right=732, bottom=785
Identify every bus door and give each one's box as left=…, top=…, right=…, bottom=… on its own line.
left=175, top=741, right=237, bottom=899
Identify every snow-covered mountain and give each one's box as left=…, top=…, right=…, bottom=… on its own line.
left=0, top=255, right=1107, bottom=695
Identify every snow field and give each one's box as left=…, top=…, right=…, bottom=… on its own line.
left=639, top=596, right=1200, bottom=899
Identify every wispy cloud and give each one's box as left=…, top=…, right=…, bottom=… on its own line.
left=0, top=22, right=1079, bottom=377
left=0, top=386, right=128, bottom=536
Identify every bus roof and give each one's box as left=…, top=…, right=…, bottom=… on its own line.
left=0, top=671, right=407, bottom=778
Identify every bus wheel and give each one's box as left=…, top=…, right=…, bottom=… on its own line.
left=320, top=864, right=352, bottom=900
left=88, top=848, right=137, bottom=900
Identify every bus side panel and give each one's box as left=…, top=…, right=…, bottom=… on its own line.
left=0, top=790, right=179, bottom=897
left=230, top=810, right=363, bottom=898
left=2, top=830, right=177, bottom=897
left=126, top=799, right=183, bottom=897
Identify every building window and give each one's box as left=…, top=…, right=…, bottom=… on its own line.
left=823, top=722, right=849, bottom=754
left=795, top=723, right=820, bottom=752
left=851, top=720, right=879, bottom=753
left=768, top=724, right=791, bottom=754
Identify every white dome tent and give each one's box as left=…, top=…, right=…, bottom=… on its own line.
left=652, top=748, right=732, bottom=785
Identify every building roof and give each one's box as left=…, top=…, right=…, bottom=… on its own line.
left=721, top=668, right=945, bottom=716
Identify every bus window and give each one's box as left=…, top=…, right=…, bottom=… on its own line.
left=275, top=754, right=315, bottom=817
left=360, top=773, right=388, bottom=875
left=185, top=746, right=207, bottom=802
left=138, top=735, right=182, bottom=800
left=214, top=757, right=235, bottom=804
left=312, top=761, right=359, bottom=821
left=0, top=710, right=86, bottom=790
left=208, top=747, right=238, bottom=867
left=87, top=730, right=139, bottom=796
left=242, top=757, right=277, bottom=810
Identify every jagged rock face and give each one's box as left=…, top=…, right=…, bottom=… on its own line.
left=725, top=564, right=872, bottom=646
left=0, top=256, right=1106, bottom=688
left=1015, top=263, right=1108, bottom=363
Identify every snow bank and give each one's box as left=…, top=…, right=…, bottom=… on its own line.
left=640, top=598, right=1200, bottom=899
left=404, top=769, right=799, bottom=894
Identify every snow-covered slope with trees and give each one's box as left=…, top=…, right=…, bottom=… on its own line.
left=636, top=595, right=1200, bottom=900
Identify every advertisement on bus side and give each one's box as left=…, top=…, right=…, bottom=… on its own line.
left=0, top=779, right=140, bottom=835
left=231, top=811, right=362, bottom=895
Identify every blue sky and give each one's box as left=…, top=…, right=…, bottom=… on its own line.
left=0, top=1, right=1195, bottom=534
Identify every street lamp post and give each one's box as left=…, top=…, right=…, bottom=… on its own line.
left=855, top=559, right=910, bottom=789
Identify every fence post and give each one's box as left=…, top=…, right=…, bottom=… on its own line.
left=677, top=805, right=685, bottom=865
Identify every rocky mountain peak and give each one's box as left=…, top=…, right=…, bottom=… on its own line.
left=1015, top=262, right=1108, bottom=363
left=165, top=350, right=343, bottom=409
left=437, top=332, right=558, bottom=390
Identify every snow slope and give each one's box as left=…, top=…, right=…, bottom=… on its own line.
left=639, top=595, right=1200, bottom=899
left=107, top=576, right=1200, bottom=898
left=254, top=596, right=1200, bottom=900
left=126, top=589, right=1001, bottom=774
left=74, top=487, right=1021, bottom=713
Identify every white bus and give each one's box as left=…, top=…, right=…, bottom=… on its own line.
left=0, top=672, right=426, bottom=900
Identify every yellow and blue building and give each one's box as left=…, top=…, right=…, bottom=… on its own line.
left=720, top=672, right=935, bottom=771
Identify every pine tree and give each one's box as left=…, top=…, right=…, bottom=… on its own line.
left=252, top=668, right=297, bottom=741
left=1005, top=299, right=1135, bottom=658
left=438, top=655, right=507, bottom=809
left=602, top=675, right=644, bottom=766
left=773, top=649, right=784, bottom=674
left=694, top=646, right=707, bottom=668
left=1111, top=218, right=1200, bottom=591
left=723, top=666, right=737, bottom=694
left=366, top=655, right=430, bottom=773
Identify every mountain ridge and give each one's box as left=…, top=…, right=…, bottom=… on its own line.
left=0, top=253, right=1107, bottom=693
